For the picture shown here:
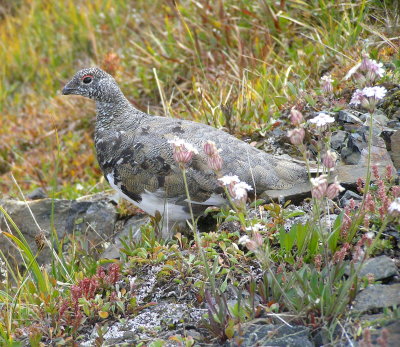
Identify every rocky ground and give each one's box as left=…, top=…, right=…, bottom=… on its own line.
left=1, top=89, right=400, bottom=346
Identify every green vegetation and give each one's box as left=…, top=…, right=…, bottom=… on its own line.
left=0, top=0, right=399, bottom=345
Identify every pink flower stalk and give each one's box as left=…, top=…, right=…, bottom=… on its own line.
left=310, top=175, right=328, bottom=199
left=168, top=137, right=199, bottom=166
left=326, top=177, right=345, bottom=199
left=314, top=254, right=322, bottom=272
left=363, top=215, right=370, bottom=228
left=287, top=127, right=305, bottom=145
left=289, top=108, right=304, bottom=126
left=321, top=75, right=334, bottom=94
left=385, top=165, right=393, bottom=181
left=333, top=243, right=350, bottom=264
left=322, top=150, right=337, bottom=169
left=365, top=193, right=375, bottom=213
left=372, top=165, right=380, bottom=180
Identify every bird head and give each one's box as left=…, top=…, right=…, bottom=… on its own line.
left=62, top=67, right=123, bottom=102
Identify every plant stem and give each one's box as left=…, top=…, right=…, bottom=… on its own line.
left=181, top=168, right=217, bottom=295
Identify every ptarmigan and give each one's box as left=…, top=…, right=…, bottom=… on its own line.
left=62, top=67, right=307, bottom=236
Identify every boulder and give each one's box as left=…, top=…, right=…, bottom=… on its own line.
left=0, top=198, right=117, bottom=265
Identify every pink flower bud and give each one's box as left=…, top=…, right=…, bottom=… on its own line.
left=203, top=140, right=219, bottom=156
left=290, top=108, right=303, bottom=126
left=253, top=232, right=263, bottom=247
left=360, top=54, right=371, bottom=71
left=321, top=75, right=334, bottom=94
left=311, top=175, right=328, bottom=199
left=203, top=140, right=223, bottom=172
left=322, top=150, right=337, bottom=169
left=287, top=128, right=305, bottom=145
left=168, top=137, right=199, bottom=166
left=326, top=177, right=345, bottom=199
left=207, top=154, right=223, bottom=172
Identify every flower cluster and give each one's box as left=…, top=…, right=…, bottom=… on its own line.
left=239, top=232, right=263, bottom=251
left=345, top=55, right=385, bottom=85
left=311, top=175, right=344, bottom=200
left=203, top=140, right=223, bottom=172
left=349, top=86, right=387, bottom=113
left=287, top=108, right=305, bottom=145
left=308, top=112, right=335, bottom=131
left=168, top=137, right=199, bottom=166
left=322, top=150, right=337, bottom=169
left=320, top=74, right=334, bottom=94
left=218, top=175, right=253, bottom=204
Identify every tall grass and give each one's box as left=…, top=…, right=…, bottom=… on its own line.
left=1, top=0, right=398, bottom=196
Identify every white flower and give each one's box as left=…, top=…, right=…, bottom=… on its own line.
left=218, top=175, right=240, bottom=186
left=308, top=113, right=335, bottom=128
left=249, top=223, right=264, bottom=232
left=349, top=86, right=387, bottom=111
left=362, top=86, right=387, bottom=100
left=388, top=198, right=400, bottom=218
left=344, top=62, right=361, bottom=80
left=238, top=235, right=251, bottom=246
left=349, top=89, right=365, bottom=106
left=168, top=137, right=199, bottom=154
left=365, top=59, right=385, bottom=78
left=321, top=75, right=334, bottom=83
left=232, top=181, right=253, bottom=199
left=310, top=175, right=328, bottom=187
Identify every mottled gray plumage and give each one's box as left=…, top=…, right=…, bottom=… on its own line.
left=62, top=67, right=307, bottom=235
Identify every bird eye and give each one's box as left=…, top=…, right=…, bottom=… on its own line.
left=82, top=75, right=93, bottom=84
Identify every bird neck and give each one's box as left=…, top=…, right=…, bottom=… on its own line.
left=95, top=94, right=137, bottom=127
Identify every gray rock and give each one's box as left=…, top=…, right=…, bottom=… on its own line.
left=352, top=283, right=400, bottom=313
left=81, top=302, right=206, bottom=346
left=390, top=130, right=400, bottom=170
left=331, top=130, right=348, bottom=151
left=26, top=187, right=47, bottom=200
left=341, top=146, right=361, bottom=165
left=340, top=190, right=362, bottom=207
left=338, top=110, right=362, bottom=124
left=359, top=137, right=395, bottom=169
left=263, top=163, right=396, bottom=202
left=356, top=319, right=400, bottom=347
left=387, top=120, right=400, bottom=129
left=345, top=255, right=398, bottom=280
left=0, top=198, right=117, bottom=265
left=359, top=110, right=389, bottom=127
left=223, top=320, right=312, bottom=347
left=101, top=214, right=150, bottom=259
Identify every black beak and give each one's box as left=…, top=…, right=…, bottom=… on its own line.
left=62, top=86, right=75, bottom=95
